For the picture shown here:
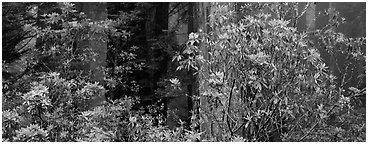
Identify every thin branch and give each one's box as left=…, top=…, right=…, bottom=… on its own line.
left=41, top=62, right=54, bottom=72
left=339, top=61, right=352, bottom=88
left=255, top=99, right=281, bottom=141
left=168, top=2, right=181, bottom=16
left=298, top=104, right=338, bottom=141
left=296, top=2, right=312, bottom=20
left=17, top=34, right=37, bottom=53
left=227, top=79, right=236, bottom=136
left=284, top=113, right=307, bottom=139
left=232, top=120, right=246, bottom=133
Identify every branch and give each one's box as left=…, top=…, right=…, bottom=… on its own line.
left=168, top=3, right=181, bottom=16
left=17, top=34, right=37, bottom=53
left=296, top=2, right=312, bottom=20
left=298, top=104, right=338, bottom=141
left=227, top=79, right=236, bottom=135
left=231, top=120, right=246, bottom=133
left=292, top=2, right=312, bottom=27
left=284, top=113, right=307, bottom=139
left=339, top=61, right=353, bottom=88
left=255, top=99, right=281, bottom=141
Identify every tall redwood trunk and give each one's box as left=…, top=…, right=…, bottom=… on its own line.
left=75, top=2, right=107, bottom=110
left=194, top=2, right=213, bottom=140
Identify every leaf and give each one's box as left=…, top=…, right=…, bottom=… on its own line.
left=348, top=87, right=360, bottom=93
left=248, top=52, right=270, bottom=65
left=169, top=78, right=180, bottom=85
left=172, top=54, right=182, bottom=62
left=254, top=81, right=262, bottom=91
left=188, top=32, right=199, bottom=40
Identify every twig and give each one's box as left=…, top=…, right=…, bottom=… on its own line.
left=296, top=2, right=312, bottom=21
left=292, top=2, right=312, bottom=27
left=255, top=99, right=281, bottom=141
left=298, top=104, right=338, bottom=141
left=168, top=3, right=181, bottom=16
left=231, top=120, right=246, bottom=133
left=339, top=61, right=352, bottom=88
left=284, top=113, right=307, bottom=139
left=17, top=34, right=37, bottom=53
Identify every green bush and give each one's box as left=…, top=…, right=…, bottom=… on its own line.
left=174, top=3, right=365, bottom=142
left=2, top=2, right=365, bottom=142
left=2, top=72, right=207, bottom=142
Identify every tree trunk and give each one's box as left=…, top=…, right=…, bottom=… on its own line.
left=75, top=2, right=107, bottom=83
left=306, top=2, right=316, bottom=31
left=75, top=2, right=107, bottom=110
left=194, top=2, right=212, bottom=140
left=328, top=3, right=337, bottom=82
left=187, top=2, right=198, bottom=132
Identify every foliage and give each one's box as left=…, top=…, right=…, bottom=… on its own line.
left=2, top=72, right=203, bottom=142
left=174, top=3, right=365, bottom=142
left=2, top=2, right=365, bottom=142
left=1, top=2, right=199, bottom=142
left=105, top=3, right=146, bottom=100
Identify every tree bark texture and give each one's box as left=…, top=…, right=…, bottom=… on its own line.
left=194, top=2, right=213, bottom=140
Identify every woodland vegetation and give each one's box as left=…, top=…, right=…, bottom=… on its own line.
left=2, top=2, right=366, bottom=142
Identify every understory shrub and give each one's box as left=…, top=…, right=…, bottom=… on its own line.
left=2, top=2, right=365, bottom=142
left=2, top=72, right=206, bottom=142
left=174, top=3, right=365, bottom=142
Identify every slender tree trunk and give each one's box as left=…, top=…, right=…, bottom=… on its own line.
left=145, top=3, right=156, bottom=99
left=187, top=2, right=197, bottom=131
left=83, top=3, right=107, bottom=84
left=306, top=2, right=316, bottom=31
left=328, top=2, right=338, bottom=85
left=194, top=2, right=212, bottom=140
left=75, top=2, right=107, bottom=110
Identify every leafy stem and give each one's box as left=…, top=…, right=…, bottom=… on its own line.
left=298, top=104, right=338, bottom=141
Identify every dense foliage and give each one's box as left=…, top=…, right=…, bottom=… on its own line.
left=175, top=3, right=365, bottom=142
left=2, top=2, right=366, bottom=142
left=2, top=2, right=199, bottom=142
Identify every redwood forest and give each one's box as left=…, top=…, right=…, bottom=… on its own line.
left=2, top=2, right=366, bottom=142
